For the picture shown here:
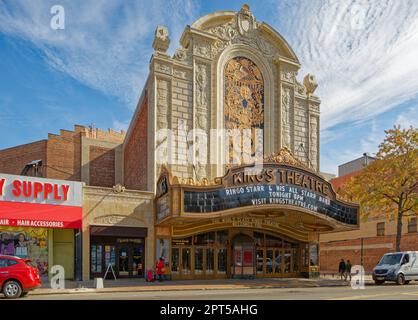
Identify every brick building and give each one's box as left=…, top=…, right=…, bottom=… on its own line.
left=320, top=155, right=418, bottom=273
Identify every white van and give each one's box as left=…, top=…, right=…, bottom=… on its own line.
left=373, top=251, right=418, bottom=285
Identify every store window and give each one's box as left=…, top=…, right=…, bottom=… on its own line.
left=408, top=218, right=417, bottom=233
left=0, top=228, right=48, bottom=275
left=377, top=222, right=385, bottom=236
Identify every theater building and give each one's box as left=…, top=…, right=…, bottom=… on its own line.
left=0, top=5, right=359, bottom=281
left=132, top=5, right=359, bottom=280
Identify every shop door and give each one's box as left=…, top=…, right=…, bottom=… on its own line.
left=117, top=240, right=144, bottom=278
left=232, top=234, right=255, bottom=278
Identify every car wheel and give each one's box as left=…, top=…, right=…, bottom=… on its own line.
left=374, top=280, right=385, bottom=285
left=396, top=274, right=406, bottom=285
left=3, top=280, right=22, bottom=299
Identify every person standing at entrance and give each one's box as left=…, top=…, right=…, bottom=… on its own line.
left=338, top=259, right=346, bottom=280
left=345, top=260, right=352, bottom=281
left=156, top=257, right=165, bottom=281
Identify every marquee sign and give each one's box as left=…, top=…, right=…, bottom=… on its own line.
left=0, top=173, right=83, bottom=229
left=182, top=163, right=359, bottom=226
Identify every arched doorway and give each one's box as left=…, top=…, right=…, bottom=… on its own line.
left=232, top=234, right=255, bottom=278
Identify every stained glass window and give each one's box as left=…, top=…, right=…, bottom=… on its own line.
left=224, top=57, right=264, bottom=165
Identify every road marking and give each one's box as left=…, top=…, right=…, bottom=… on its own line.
left=401, top=292, right=418, bottom=296
left=331, top=293, right=401, bottom=300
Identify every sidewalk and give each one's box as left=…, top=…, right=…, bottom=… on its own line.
left=31, top=276, right=374, bottom=296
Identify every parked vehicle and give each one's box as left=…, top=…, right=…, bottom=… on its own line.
left=0, top=255, right=42, bottom=298
left=373, top=251, right=418, bottom=285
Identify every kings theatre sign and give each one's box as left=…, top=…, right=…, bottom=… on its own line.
left=181, top=162, right=358, bottom=226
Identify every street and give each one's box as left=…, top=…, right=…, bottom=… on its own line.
left=18, top=283, right=418, bottom=300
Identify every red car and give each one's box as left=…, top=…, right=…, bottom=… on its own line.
left=0, top=255, right=42, bottom=299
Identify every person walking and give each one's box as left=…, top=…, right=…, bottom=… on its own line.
left=338, top=258, right=346, bottom=280
left=346, top=260, right=352, bottom=281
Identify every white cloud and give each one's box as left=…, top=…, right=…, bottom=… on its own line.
left=274, top=0, right=418, bottom=133
left=395, top=105, right=418, bottom=129
left=0, top=0, right=198, bottom=107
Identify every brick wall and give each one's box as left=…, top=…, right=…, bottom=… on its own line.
left=89, top=146, right=115, bottom=187
left=124, top=95, right=148, bottom=190
left=320, top=233, right=418, bottom=272
left=46, top=130, right=82, bottom=181
left=0, top=140, right=47, bottom=175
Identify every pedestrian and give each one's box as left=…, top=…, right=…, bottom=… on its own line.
left=346, top=260, right=352, bottom=281
left=338, top=258, right=346, bottom=280
left=146, top=268, right=154, bottom=282
left=156, top=257, right=165, bottom=282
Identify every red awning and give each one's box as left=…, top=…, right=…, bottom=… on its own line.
left=0, top=200, right=82, bottom=229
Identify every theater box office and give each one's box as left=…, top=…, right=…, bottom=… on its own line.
left=0, top=173, right=83, bottom=280
left=155, top=151, right=359, bottom=280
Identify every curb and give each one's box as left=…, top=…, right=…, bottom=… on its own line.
left=30, top=281, right=359, bottom=296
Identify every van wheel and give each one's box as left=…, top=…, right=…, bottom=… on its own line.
left=396, top=274, right=406, bottom=285
left=374, top=280, right=385, bottom=285
left=3, top=280, right=22, bottom=299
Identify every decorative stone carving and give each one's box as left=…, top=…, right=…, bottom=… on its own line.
left=157, top=80, right=169, bottom=130
left=280, top=66, right=296, bottom=83
left=155, top=62, right=171, bottom=75
left=207, top=6, right=275, bottom=59
left=194, top=63, right=209, bottom=179
left=304, top=74, right=318, bottom=95
left=193, top=41, right=211, bottom=59
left=237, top=4, right=257, bottom=35
left=264, top=147, right=307, bottom=169
left=152, top=25, right=170, bottom=53
left=296, top=81, right=307, bottom=96
left=173, top=68, right=188, bottom=79
left=281, top=87, right=291, bottom=148
left=173, top=48, right=187, bottom=61
left=195, top=64, right=208, bottom=110
left=93, top=215, right=144, bottom=226
left=112, top=183, right=125, bottom=193
left=310, top=116, right=318, bottom=170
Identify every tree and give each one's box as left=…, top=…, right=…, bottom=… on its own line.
left=342, top=126, right=418, bottom=252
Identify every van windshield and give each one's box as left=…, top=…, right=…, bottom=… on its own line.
left=378, top=254, right=403, bottom=266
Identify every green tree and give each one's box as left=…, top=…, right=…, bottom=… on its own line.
left=343, top=126, right=418, bottom=252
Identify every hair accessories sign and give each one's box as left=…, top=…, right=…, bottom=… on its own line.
left=0, top=174, right=83, bottom=229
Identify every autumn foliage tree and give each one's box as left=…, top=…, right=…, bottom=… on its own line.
left=342, top=126, right=418, bottom=252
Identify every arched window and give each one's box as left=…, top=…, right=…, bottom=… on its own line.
left=224, top=57, right=264, bottom=165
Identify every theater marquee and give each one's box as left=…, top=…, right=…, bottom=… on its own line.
left=156, top=151, right=359, bottom=227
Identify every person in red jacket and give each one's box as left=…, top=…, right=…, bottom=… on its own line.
left=156, top=257, right=165, bottom=282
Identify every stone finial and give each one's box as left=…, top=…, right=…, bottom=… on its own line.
left=152, top=25, right=170, bottom=53
left=303, top=74, right=318, bottom=95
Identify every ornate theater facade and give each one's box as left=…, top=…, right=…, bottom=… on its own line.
left=0, top=5, right=359, bottom=281
left=143, top=6, right=359, bottom=279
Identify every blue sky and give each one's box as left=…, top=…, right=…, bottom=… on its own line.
left=0, top=0, right=417, bottom=175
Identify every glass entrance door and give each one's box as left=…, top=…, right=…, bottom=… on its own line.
left=232, top=234, right=255, bottom=278
left=117, top=239, right=144, bottom=278
left=118, top=243, right=129, bottom=276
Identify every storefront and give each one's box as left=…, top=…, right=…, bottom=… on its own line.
left=89, top=226, right=147, bottom=279
left=0, top=173, right=83, bottom=279
left=81, top=185, right=155, bottom=281
left=155, top=151, right=359, bottom=280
